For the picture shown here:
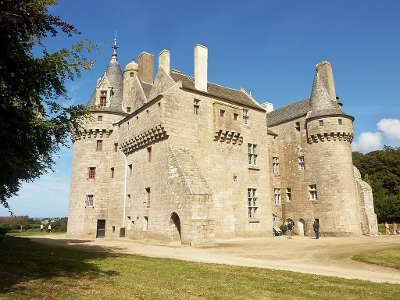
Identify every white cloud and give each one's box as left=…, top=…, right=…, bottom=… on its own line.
left=377, top=118, right=400, bottom=140
left=352, top=131, right=382, bottom=153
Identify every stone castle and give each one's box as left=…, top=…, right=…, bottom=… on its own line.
left=67, top=39, right=378, bottom=245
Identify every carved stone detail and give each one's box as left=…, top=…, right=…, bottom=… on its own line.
left=71, top=128, right=113, bottom=142
left=120, top=124, right=168, bottom=154
left=307, top=131, right=353, bottom=144
left=214, top=130, right=243, bottom=145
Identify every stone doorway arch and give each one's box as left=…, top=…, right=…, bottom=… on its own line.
left=298, top=218, right=306, bottom=236
left=169, top=212, right=181, bottom=242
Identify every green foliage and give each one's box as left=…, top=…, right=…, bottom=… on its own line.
left=0, top=0, right=94, bottom=210
left=0, top=216, right=67, bottom=233
left=279, top=223, right=288, bottom=234
left=353, top=146, right=400, bottom=222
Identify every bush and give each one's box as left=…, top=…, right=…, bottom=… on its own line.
left=280, top=224, right=288, bottom=234
left=0, top=227, right=8, bottom=241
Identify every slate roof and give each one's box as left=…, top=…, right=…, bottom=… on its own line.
left=170, top=71, right=265, bottom=111
left=267, top=98, right=312, bottom=127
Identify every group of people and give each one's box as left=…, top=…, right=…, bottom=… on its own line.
left=40, top=224, right=52, bottom=232
left=385, top=222, right=399, bottom=235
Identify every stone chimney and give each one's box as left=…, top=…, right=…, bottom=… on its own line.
left=138, top=52, right=154, bottom=84
left=158, top=49, right=170, bottom=74
left=194, top=44, right=208, bottom=92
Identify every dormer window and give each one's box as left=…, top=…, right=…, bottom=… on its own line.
left=100, top=91, right=107, bottom=107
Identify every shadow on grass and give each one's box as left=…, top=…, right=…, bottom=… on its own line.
left=0, top=236, right=120, bottom=295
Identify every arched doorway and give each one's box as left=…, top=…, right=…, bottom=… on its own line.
left=298, top=219, right=305, bottom=236
left=169, top=212, right=181, bottom=242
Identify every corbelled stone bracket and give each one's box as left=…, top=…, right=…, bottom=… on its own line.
left=120, top=124, right=168, bottom=154
left=307, top=131, right=354, bottom=144
left=71, top=128, right=113, bottom=142
left=214, top=130, right=243, bottom=145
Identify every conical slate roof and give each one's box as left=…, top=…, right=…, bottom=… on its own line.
left=87, top=38, right=124, bottom=113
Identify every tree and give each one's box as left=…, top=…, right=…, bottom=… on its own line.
left=353, top=146, right=400, bottom=222
left=0, top=0, right=94, bottom=210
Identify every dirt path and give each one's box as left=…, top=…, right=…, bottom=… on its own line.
left=29, top=234, right=400, bottom=284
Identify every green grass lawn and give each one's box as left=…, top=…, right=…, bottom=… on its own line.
left=353, top=247, right=400, bottom=270
left=0, top=236, right=399, bottom=300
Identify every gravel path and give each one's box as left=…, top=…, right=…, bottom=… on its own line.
left=29, top=234, right=400, bottom=284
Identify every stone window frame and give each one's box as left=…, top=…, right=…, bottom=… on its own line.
left=243, top=109, right=249, bottom=125
left=194, top=99, right=200, bottom=115
left=97, top=115, right=103, bottom=122
left=99, top=90, right=107, bottom=107
left=272, top=156, right=280, bottom=175
left=247, top=188, right=258, bottom=219
left=298, top=156, right=305, bottom=171
left=233, top=113, right=239, bottom=121
left=88, top=167, right=96, bottom=179
left=96, top=140, right=103, bottom=152
left=319, top=119, right=324, bottom=126
left=295, top=121, right=300, bottom=131
left=338, top=118, right=343, bottom=125
left=274, top=188, right=281, bottom=205
left=127, top=106, right=131, bottom=113
left=286, top=187, right=292, bottom=201
left=219, top=109, right=225, bottom=117
left=86, top=194, right=94, bottom=208
left=309, top=184, right=318, bottom=201
left=248, top=143, right=257, bottom=166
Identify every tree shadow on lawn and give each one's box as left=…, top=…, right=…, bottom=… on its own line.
left=0, top=236, right=120, bottom=295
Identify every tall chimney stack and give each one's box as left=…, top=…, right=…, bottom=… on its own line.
left=138, top=52, right=154, bottom=84
left=194, top=44, right=208, bottom=92
left=158, top=49, right=170, bottom=74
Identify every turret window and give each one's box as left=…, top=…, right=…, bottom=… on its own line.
left=309, top=184, right=318, bottom=201
left=130, top=72, right=134, bottom=77
left=100, top=91, right=107, bottom=107
left=86, top=195, right=94, bottom=207
left=319, top=120, right=324, bottom=126
left=96, top=140, right=103, bottom=152
left=298, top=156, right=305, bottom=171
left=98, top=115, right=103, bottom=122
left=88, top=167, right=96, bottom=179
left=274, top=188, right=281, bottom=205
left=338, top=118, right=342, bottom=125
left=272, top=157, right=280, bottom=175
left=127, top=107, right=131, bottom=113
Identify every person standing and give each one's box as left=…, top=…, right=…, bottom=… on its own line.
left=48, top=224, right=52, bottom=233
left=385, top=222, right=390, bottom=235
left=287, top=221, right=294, bottom=239
left=393, top=223, right=398, bottom=235
left=40, top=224, right=43, bottom=232
left=313, top=219, right=320, bottom=239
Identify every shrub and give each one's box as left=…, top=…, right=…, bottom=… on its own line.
left=280, top=224, right=288, bottom=234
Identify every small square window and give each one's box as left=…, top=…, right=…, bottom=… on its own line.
left=319, top=120, right=324, bottom=126
left=220, top=109, right=225, bottom=117
left=127, top=107, right=131, bottom=113
left=233, top=113, right=238, bottom=120
left=98, top=115, right=103, bottom=122
left=295, top=122, right=300, bottom=131
left=338, top=118, right=342, bottom=125
left=233, top=175, right=238, bottom=182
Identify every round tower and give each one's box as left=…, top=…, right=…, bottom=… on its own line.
left=68, top=37, right=126, bottom=238
left=305, top=61, right=361, bottom=236
left=122, top=58, right=138, bottom=113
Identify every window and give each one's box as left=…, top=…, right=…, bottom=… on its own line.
left=127, top=107, right=131, bottom=113
left=319, top=120, right=324, bottom=126
left=100, top=91, right=107, bottom=107
left=96, top=140, right=103, bottom=152
left=295, top=122, right=300, bottom=131
left=233, top=175, right=238, bottom=182
left=87, top=195, right=94, bottom=207
left=193, top=99, right=200, bottom=115
left=146, top=187, right=151, bottom=208
left=243, top=109, right=249, bottom=125
left=219, top=109, right=225, bottom=117
left=248, top=144, right=257, bottom=166
left=128, top=164, right=132, bottom=176
left=111, top=167, right=114, bottom=178
left=233, top=113, right=238, bottom=120
left=143, top=216, right=149, bottom=231
left=298, top=156, right=305, bottom=171
left=309, top=184, right=318, bottom=200
left=286, top=188, right=292, bottom=201
left=112, top=226, right=116, bottom=233
left=98, top=115, right=103, bottom=122
left=272, top=157, right=280, bottom=175
left=130, top=72, right=134, bottom=77
left=274, top=188, right=281, bottom=205
left=88, top=167, right=96, bottom=179
left=247, top=188, right=258, bottom=219
left=147, top=147, right=152, bottom=162
left=338, top=118, right=342, bottom=125
left=114, top=143, right=118, bottom=152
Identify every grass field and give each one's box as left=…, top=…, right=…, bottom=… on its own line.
left=353, top=246, right=400, bottom=270
left=0, top=236, right=399, bottom=300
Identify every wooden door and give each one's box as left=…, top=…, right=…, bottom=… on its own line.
left=96, top=219, right=106, bottom=238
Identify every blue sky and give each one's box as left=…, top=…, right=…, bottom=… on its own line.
left=2, top=0, right=400, bottom=217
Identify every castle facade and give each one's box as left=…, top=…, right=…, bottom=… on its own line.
left=67, top=40, right=378, bottom=245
